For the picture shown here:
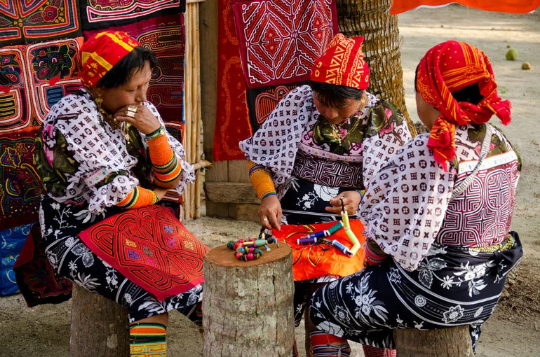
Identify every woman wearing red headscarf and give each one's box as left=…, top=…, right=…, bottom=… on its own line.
left=309, top=41, right=523, bottom=353
left=240, top=34, right=413, bottom=356
left=32, top=31, right=207, bottom=355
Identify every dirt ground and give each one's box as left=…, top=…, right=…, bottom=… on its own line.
left=1, top=5, right=539, bottom=357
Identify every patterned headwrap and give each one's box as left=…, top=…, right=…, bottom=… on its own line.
left=80, top=31, right=141, bottom=88
left=416, top=40, right=512, bottom=171
left=310, top=33, right=370, bottom=90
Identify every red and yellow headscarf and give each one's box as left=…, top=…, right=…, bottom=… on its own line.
left=310, top=33, right=370, bottom=90
left=416, top=40, right=511, bottom=171
left=80, top=31, right=140, bottom=88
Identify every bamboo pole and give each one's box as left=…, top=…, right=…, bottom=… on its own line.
left=193, top=4, right=203, bottom=219
left=183, top=1, right=205, bottom=220
left=184, top=4, right=194, bottom=220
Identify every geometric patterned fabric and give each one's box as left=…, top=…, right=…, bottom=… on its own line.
left=0, top=37, right=83, bottom=230
left=78, top=205, right=209, bottom=301
left=0, top=0, right=81, bottom=46
left=213, top=0, right=340, bottom=160
left=1, top=3, right=189, bottom=231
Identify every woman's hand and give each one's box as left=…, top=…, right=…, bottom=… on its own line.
left=115, top=104, right=161, bottom=135
left=326, top=191, right=361, bottom=215
left=154, top=187, right=169, bottom=202
left=258, top=195, right=282, bottom=231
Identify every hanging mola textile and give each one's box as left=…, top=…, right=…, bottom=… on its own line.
left=391, top=0, right=540, bottom=15
left=213, top=0, right=340, bottom=161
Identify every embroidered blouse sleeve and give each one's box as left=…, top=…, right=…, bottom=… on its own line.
left=42, top=109, right=140, bottom=214
left=143, top=102, right=195, bottom=195
left=239, top=85, right=315, bottom=188
left=359, top=135, right=455, bottom=271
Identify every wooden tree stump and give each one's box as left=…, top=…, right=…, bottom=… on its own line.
left=394, top=326, right=474, bottom=357
left=203, top=243, right=294, bottom=357
left=71, top=284, right=130, bottom=356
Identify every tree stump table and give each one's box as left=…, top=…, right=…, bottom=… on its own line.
left=394, top=325, right=474, bottom=356
left=203, top=243, right=294, bottom=357
left=71, top=284, right=130, bottom=356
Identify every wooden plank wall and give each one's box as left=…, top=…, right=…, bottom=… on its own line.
left=199, top=1, right=259, bottom=223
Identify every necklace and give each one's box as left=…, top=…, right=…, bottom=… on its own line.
left=93, top=94, right=131, bottom=141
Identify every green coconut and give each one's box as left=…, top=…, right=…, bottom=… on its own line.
left=506, top=49, right=519, bottom=61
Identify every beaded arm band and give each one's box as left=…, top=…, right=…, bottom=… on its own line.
left=147, top=134, right=182, bottom=183
left=248, top=161, right=277, bottom=200
left=364, top=238, right=388, bottom=266
left=117, top=186, right=158, bottom=209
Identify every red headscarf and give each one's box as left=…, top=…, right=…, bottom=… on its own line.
left=310, top=33, right=370, bottom=90
left=416, top=40, right=511, bottom=171
left=80, top=31, right=141, bottom=88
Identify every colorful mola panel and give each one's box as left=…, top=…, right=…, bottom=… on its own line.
left=23, top=37, right=84, bottom=124
left=0, top=0, right=81, bottom=46
left=0, top=127, right=45, bottom=231
left=0, top=47, right=32, bottom=134
left=79, top=0, right=184, bottom=30
left=245, top=82, right=307, bottom=132
left=0, top=38, right=83, bottom=135
left=231, top=0, right=339, bottom=89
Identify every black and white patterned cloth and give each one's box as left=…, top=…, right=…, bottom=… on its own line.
left=309, top=124, right=523, bottom=349
left=36, top=91, right=200, bottom=322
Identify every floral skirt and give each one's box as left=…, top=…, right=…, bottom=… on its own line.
left=39, top=197, right=204, bottom=323
left=309, top=232, right=523, bottom=349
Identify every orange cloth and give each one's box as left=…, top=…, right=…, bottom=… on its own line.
left=416, top=40, right=511, bottom=171
left=80, top=31, right=141, bottom=87
left=310, top=33, right=370, bottom=90
left=272, top=220, right=366, bottom=281
left=391, top=0, right=540, bottom=15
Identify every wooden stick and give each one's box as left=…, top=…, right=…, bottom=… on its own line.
left=193, top=4, right=203, bottom=218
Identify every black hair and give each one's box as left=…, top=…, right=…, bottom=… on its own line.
left=309, top=80, right=364, bottom=108
left=414, top=64, right=484, bottom=105
left=95, top=46, right=158, bottom=89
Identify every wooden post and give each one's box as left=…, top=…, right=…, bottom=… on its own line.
left=70, top=284, right=130, bottom=357
left=394, top=326, right=474, bottom=357
left=203, top=244, right=294, bottom=357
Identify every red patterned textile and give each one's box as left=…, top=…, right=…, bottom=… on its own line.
left=14, top=224, right=73, bottom=307
left=231, top=0, right=339, bottom=89
left=0, top=38, right=84, bottom=134
left=78, top=205, right=208, bottom=301
left=84, top=13, right=186, bottom=132
left=310, top=33, right=370, bottom=90
left=213, top=0, right=252, bottom=161
left=0, top=0, right=81, bottom=46
left=272, top=220, right=366, bottom=281
left=416, top=40, right=511, bottom=171
left=391, top=0, right=540, bottom=15
left=80, top=31, right=140, bottom=88
left=246, top=83, right=307, bottom=132
left=79, top=0, right=185, bottom=30
left=214, top=0, right=340, bottom=160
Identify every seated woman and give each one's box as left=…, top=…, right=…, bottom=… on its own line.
left=240, top=33, right=413, bottom=356
left=309, top=40, right=523, bottom=354
left=33, top=31, right=206, bottom=356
